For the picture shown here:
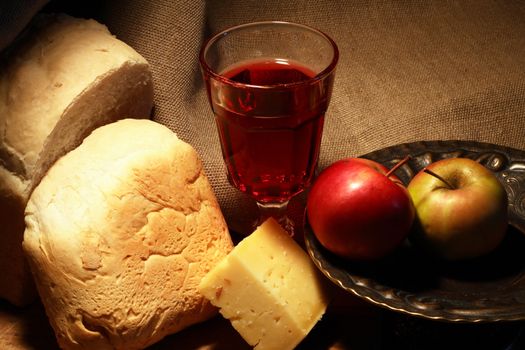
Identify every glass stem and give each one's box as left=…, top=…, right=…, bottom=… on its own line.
left=256, top=200, right=294, bottom=236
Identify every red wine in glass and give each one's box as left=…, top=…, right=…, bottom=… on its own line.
left=213, top=58, right=329, bottom=204
left=200, top=21, right=339, bottom=235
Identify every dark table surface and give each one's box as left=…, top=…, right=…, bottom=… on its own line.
left=2, top=288, right=524, bottom=350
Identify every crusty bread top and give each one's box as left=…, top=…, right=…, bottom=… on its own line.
left=23, top=119, right=233, bottom=349
left=0, top=13, right=149, bottom=192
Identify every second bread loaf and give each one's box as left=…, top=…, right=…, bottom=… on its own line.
left=0, top=13, right=154, bottom=305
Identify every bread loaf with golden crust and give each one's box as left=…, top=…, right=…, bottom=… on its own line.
left=23, top=119, right=233, bottom=350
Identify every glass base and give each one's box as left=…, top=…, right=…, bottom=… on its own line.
left=255, top=201, right=295, bottom=237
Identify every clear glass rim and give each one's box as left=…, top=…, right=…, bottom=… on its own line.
left=199, top=21, right=339, bottom=90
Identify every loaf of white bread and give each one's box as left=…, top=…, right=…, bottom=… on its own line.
left=23, top=119, right=234, bottom=349
left=0, top=13, right=154, bottom=305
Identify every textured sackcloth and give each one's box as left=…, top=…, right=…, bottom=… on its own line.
left=2, top=0, right=525, bottom=235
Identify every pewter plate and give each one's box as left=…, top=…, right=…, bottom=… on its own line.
left=304, top=140, right=525, bottom=322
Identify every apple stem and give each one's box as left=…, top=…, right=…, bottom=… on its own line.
left=385, top=155, right=411, bottom=177
left=423, top=168, right=456, bottom=189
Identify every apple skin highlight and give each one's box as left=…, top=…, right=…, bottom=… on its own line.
left=407, top=158, right=508, bottom=261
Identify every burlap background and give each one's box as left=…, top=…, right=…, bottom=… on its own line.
left=2, top=0, right=525, bottom=235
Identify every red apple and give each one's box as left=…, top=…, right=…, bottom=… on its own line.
left=306, top=157, right=415, bottom=260
left=407, top=157, right=508, bottom=261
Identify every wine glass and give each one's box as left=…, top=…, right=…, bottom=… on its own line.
left=200, top=21, right=338, bottom=235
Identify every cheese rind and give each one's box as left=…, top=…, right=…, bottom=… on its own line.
left=199, top=218, right=330, bottom=350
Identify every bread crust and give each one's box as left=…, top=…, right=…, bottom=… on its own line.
left=0, top=13, right=154, bottom=305
left=23, top=119, right=233, bottom=349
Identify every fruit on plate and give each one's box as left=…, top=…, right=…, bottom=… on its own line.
left=407, top=157, right=508, bottom=261
left=306, top=157, right=415, bottom=260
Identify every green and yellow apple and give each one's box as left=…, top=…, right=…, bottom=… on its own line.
left=407, top=157, right=508, bottom=261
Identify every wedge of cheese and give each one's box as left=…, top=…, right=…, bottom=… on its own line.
left=199, top=218, right=331, bottom=350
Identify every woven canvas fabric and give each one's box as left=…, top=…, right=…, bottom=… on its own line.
left=0, top=0, right=48, bottom=51
left=3, top=0, right=525, bottom=234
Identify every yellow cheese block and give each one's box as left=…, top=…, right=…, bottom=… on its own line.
left=198, top=218, right=331, bottom=350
